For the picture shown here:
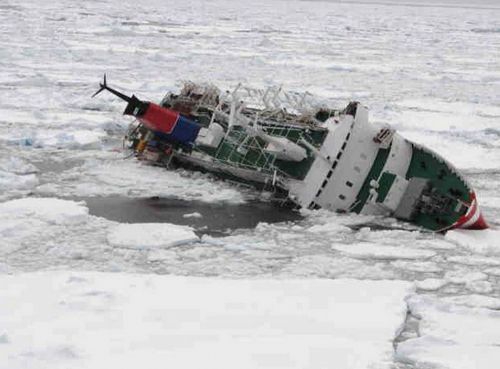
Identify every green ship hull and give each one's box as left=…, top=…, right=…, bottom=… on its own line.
left=95, top=79, right=488, bottom=232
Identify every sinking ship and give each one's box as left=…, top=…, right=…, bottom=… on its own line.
left=93, top=76, right=488, bottom=232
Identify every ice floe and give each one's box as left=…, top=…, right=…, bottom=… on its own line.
left=36, top=156, right=248, bottom=203
left=397, top=294, right=500, bottom=369
left=440, top=294, right=500, bottom=310
left=0, top=197, right=89, bottom=225
left=465, top=280, right=493, bottom=294
left=444, top=270, right=488, bottom=284
left=307, top=222, right=352, bottom=234
left=395, top=99, right=500, bottom=118
left=147, top=249, right=179, bottom=262
left=280, top=254, right=398, bottom=279
left=0, top=197, right=94, bottom=256
left=445, top=229, right=500, bottom=255
left=332, top=243, right=436, bottom=260
left=400, top=130, right=500, bottom=170
left=1, top=129, right=106, bottom=149
left=0, top=156, right=38, bottom=174
left=484, top=267, right=500, bottom=276
left=0, top=156, right=39, bottom=197
left=390, top=109, right=497, bottom=132
left=446, top=255, right=500, bottom=266
left=107, top=223, right=199, bottom=249
left=182, top=212, right=202, bottom=218
left=0, top=171, right=38, bottom=194
left=415, top=278, right=448, bottom=291
left=0, top=1, right=499, bottom=367
left=0, top=272, right=412, bottom=369
left=391, top=260, right=443, bottom=273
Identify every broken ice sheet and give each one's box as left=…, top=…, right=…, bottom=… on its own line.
left=0, top=272, right=412, bottom=369
left=397, top=294, right=500, bottom=369
left=107, top=223, right=199, bottom=249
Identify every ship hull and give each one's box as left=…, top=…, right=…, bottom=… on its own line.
left=112, top=82, right=487, bottom=232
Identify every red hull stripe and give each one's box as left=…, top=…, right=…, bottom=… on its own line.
left=139, top=103, right=179, bottom=134
left=452, top=192, right=488, bottom=230
left=466, top=213, right=488, bottom=230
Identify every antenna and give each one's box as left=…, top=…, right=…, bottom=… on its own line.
left=92, top=74, right=133, bottom=103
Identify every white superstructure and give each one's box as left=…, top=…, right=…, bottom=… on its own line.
left=287, top=104, right=411, bottom=214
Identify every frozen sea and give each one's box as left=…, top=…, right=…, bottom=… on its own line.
left=0, top=0, right=499, bottom=368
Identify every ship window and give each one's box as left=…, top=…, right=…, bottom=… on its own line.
left=321, top=179, right=328, bottom=188
left=346, top=181, right=353, bottom=187
left=354, top=166, right=361, bottom=173
left=336, top=152, right=342, bottom=160
left=316, top=189, right=322, bottom=197
left=346, top=133, right=351, bottom=140
left=326, top=170, right=333, bottom=179
left=339, top=194, right=346, bottom=200
left=326, top=156, right=331, bottom=160
left=341, top=142, right=347, bottom=150
left=332, top=161, right=338, bottom=169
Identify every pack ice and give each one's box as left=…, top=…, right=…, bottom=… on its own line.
left=0, top=272, right=412, bottom=369
left=0, top=0, right=499, bottom=369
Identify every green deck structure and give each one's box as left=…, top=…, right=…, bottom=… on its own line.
left=197, top=125, right=328, bottom=180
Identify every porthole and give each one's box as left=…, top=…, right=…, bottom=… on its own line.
left=321, top=179, right=328, bottom=188
left=346, top=181, right=353, bottom=187
left=341, top=142, right=347, bottom=150
left=326, top=170, right=333, bottom=179
left=339, top=194, right=346, bottom=200
left=332, top=161, right=338, bottom=169
left=336, top=152, right=342, bottom=160
left=316, top=189, right=322, bottom=197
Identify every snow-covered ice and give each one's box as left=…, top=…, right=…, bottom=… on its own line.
left=440, top=294, right=500, bottom=310
left=0, top=156, right=39, bottom=197
left=182, top=211, right=202, bottom=218
left=0, top=157, right=37, bottom=175
left=0, top=0, right=499, bottom=367
left=415, top=278, right=448, bottom=291
left=397, top=295, right=500, bottom=369
left=35, top=153, right=248, bottom=203
left=0, top=129, right=106, bottom=149
left=0, top=272, right=412, bottom=369
left=446, top=229, right=500, bottom=255
left=332, top=243, right=436, bottom=260
left=0, top=171, right=38, bottom=194
left=0, top=197, right=89, bottom=225
left=107, top=223, right=199, bottom=249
